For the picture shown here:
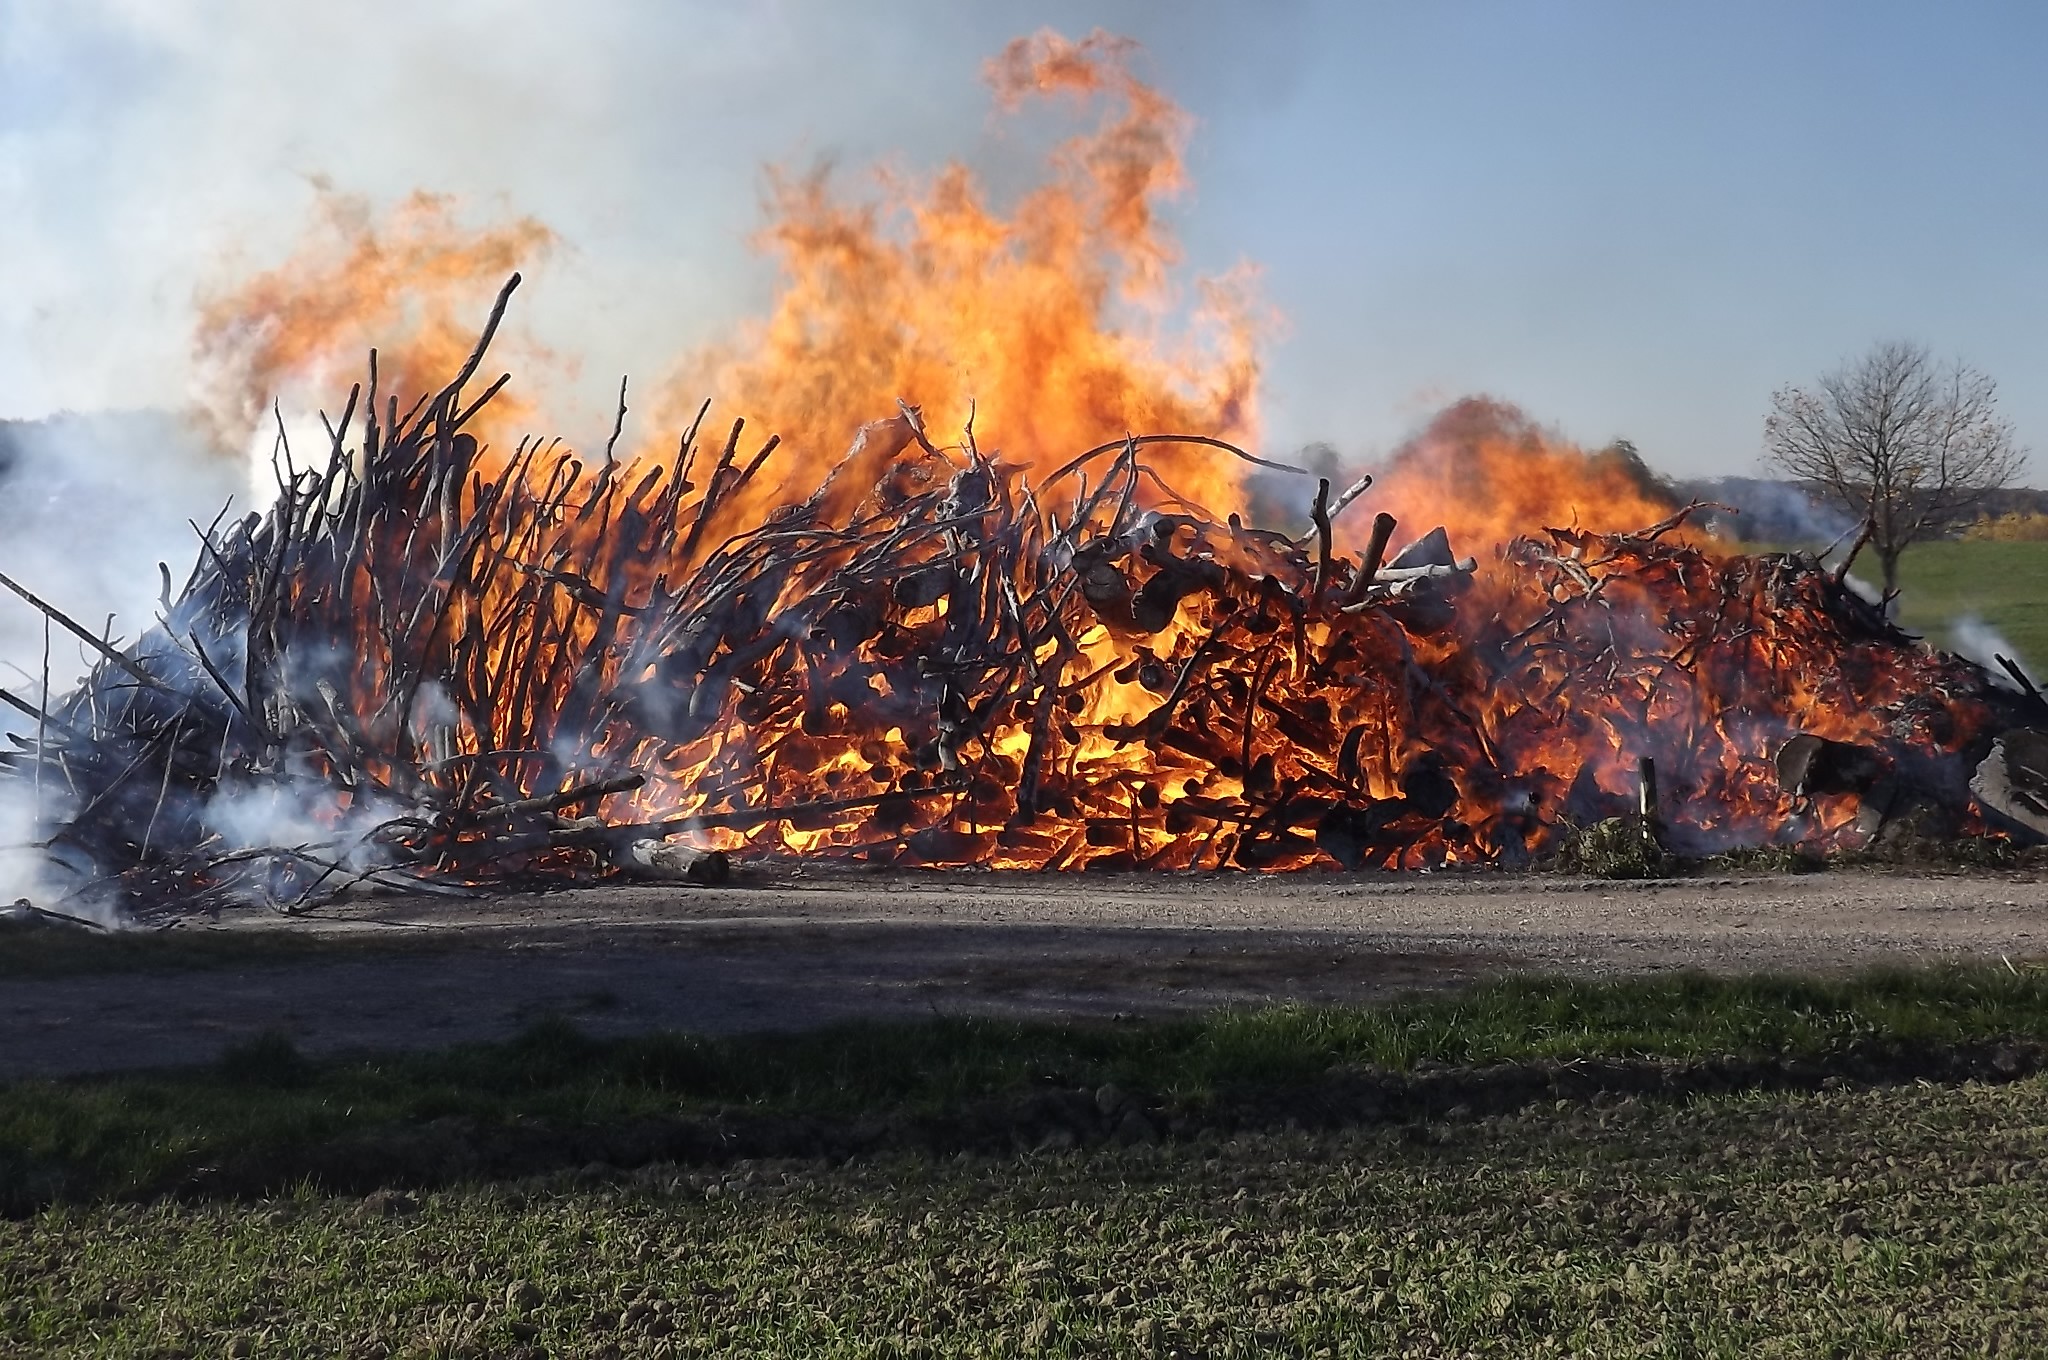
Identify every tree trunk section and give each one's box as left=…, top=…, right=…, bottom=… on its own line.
left=1878, top=548, right=1903, bottom=616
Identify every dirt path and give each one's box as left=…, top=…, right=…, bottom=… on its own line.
left=5, top=866, right=2045, bottom=1079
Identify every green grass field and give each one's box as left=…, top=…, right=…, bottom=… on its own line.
left=4, top=1074, right=2043, bottom=1357
left=6, top=965, right=2048, bottom=1210
left=5, top=966, right=2048, bottom=1354
left=1892, top=539, right=2048, bottom=680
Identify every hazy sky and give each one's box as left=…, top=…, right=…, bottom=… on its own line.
left=3, top=0, right=2043, bottom=479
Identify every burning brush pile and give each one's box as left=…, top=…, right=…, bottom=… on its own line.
left=3, top=274, right=2045, bottom=925
left=5, top=31, right=2046, bottom=925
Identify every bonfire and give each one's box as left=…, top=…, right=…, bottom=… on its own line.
left=1, top=267, right=2042, bottom=925
left=3, top=31, right=2043, bottom=925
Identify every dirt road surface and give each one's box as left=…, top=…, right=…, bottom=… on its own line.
left=5, top=867, right=2045, bottom=1079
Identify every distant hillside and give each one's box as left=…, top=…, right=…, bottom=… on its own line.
left=1674, top=475, right=2048, bottom=545
left=1968, top=485, right=2048, bottom=521
left=1669, top=476, right=1854, bottom=544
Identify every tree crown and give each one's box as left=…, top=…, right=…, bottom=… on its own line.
left=1763, top=340, right=2024, bottom=561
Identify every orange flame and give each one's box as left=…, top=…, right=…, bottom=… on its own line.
left=647, top=27, right=1262, bottom=523
left=194, top=189, right=555, bottom=451
left=1361, top=398, right=1690, bottom=558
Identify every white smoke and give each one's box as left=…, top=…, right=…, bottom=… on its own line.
left=0, top=412, right=242, bottom=918
left=1746, top=481, right=1855, bottom=545
left=200, top=781, right=412, bottom=895
left=1, top=0, right=1138, bottom=433
left=1680, top=476, right=1856, bottom=546
left=0, top=414, right=241, bottom=740
left=0, top=782, right=55, bottom=914
left=1948, top=613, right=2038, bottom=691
left=0, top=413, right=240, bottom=680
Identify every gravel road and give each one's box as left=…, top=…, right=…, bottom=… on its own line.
left=4, top=866, right=2044, bottom=1079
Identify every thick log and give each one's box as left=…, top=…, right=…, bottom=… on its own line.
left=1970, top=729, right=2048, bottom=843
left=1367, top=560, right=1477, bottom=584
left=1359, top=512, right=1398, bottom=584
left=1325, top=473, right=1374, bottom=527
left=1308, top=477, right=1333, bottom=599
left=1076, top=553, right=1136, bottom=628
left=622, top=840, right=732, bottom=884
left=1774, top=734, right=1886, bottom=799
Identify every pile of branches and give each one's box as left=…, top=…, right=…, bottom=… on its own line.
left=3, top=276, right=2041, bottom=924
left=0, top=277, right=744, bottom=920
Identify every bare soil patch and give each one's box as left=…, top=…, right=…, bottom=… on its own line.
left=5, top=866, right=2044, bottom=1080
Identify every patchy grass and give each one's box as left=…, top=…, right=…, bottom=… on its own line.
left=1548, top=827, right=2036, bottom=880
left=6, top=963, right=2048, bottom=1209
left=1700, top=843, right=1829, bottom=875
left=1705, top=838, right=2039, bottom=877
left=1547, top=817, right=1671, bottom=879
left=2, top=1075, right=2044, bottom=1357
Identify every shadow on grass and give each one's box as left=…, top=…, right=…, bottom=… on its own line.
left=4, top=962, right=2048, bottom=1212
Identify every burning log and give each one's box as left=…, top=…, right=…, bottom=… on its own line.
left=1129, top=549, right=1227, bottom=633
left=1774, top=733, right=1977, bottom=849
left=1356, top=512, right=1398, bottom=587
left=0, top=277, right=2038, bottom=924
left=1074, top=549, right=1137, bottom=630
left=1775, top=735, right=1887, bottom=800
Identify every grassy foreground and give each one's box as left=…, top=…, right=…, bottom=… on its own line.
left=7, top=965, right=2048, bottom=1354
left=7, top=965, right=2048, bottom=1208
left=4, top=1076, right=2045, bottom=1357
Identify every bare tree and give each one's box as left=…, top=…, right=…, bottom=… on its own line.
left=1765, top=341, right=2025, bottom=607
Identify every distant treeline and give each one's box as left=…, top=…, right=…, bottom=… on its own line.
left=1670, top=475, right=2048, bottom=545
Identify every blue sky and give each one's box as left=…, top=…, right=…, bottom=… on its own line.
left=2, top=0, right=2042, bottom=479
